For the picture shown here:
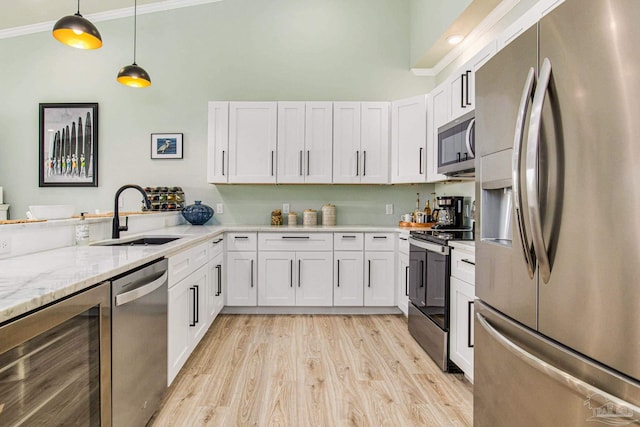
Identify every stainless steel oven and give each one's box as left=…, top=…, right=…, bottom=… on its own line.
left=0, top=282, right=111, bottom=426
left=437, top=110, right=475, bottom=176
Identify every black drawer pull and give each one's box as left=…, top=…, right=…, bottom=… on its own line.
left=341, top=235, right=357, bottom=239
left=234, top=236, right=249, bottom=239
left=372, top=236, right=387, bottom=239
left=282, top=236, right=310, bottom=239
left=461, top=259, right=475, bottom=266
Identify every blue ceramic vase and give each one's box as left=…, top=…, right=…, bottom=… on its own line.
left=182, top=201, right=214, bottom=225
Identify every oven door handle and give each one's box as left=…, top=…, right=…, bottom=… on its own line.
left=409, top=238, right=449, bottom=254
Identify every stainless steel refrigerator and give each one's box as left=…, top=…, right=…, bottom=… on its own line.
left=474, top=0, right=640, bottom=425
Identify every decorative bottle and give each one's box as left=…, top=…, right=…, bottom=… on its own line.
left=181, top=201, right=214, bottom=225
left=75, top=213, right=90, bottom=245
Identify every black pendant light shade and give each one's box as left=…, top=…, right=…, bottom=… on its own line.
left=117, top=63, right=151, bottom=87
left=118, top=0, right=151, bottom=88
left=52, top=2, right=102, bottom=50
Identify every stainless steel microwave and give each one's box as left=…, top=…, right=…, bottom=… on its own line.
left=437, top=110, right=475, bottom=176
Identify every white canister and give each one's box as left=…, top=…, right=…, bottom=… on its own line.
left=303, top=209, right=317, bottom=226
left=321, top=204, right=336, bottom=226
left=288, top=212, right=298, bottom=226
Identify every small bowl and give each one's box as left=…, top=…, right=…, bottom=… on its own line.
left=28, top=205, right=75, bottom=220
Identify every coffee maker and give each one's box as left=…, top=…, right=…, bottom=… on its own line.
left=432, top=196, right=465, bottom=229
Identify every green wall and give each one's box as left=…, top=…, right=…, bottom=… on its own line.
left=0, top=0, right=436, bottom=225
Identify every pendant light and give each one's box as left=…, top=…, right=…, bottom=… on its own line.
left=52, top=0, right=102, bottom=50
left=117, top=0, right=151, bottom=88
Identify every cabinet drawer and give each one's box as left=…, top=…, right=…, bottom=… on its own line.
left=208, top=234, right=224, bottom=260
left=364, top=233, right=395, bottom=251
left=398, top=233, right=409, bottom=254
left=169, top=241, right=209, bottom=286
left=333, top=233, right=364, bottom=251
left=451, top=248, right=475, bottom=285
left=259, top=232, right=333, bottom=251
left=226, top=232, right=257, bottom=251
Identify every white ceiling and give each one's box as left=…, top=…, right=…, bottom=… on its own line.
left=0, top=0, right=219, bottom=32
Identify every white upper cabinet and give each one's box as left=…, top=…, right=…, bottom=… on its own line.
left=277, top=102, right=306, bottom=184
left=277, top=102, right=333, bottom=184
left=206, top=102, right=229, bottom=184
left=391, top=94, right=427, bottom=183
left=333, top=102, right=390, bottom=184
left=228, top=102, right=277, bottom=183
left=304, top=102, right=333, bottom=183
left=428, top=85, right=451, bottom=183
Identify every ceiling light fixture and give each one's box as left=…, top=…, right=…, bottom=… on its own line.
left=52, top=0, right=102, bottom=49
left=446, top=35, right=465, bottom=45
left=117, top=0, right=151, bottom=88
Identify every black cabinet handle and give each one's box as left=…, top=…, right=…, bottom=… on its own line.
left=356, top=151, right=359, bottom=176
left=298, top=259, right=301, bottom=287
left=213, top=238, right=223, bottom=244
left=363, top=151, right=366, bottom=176
left=250, top=259, right=254, bottom=288
left=461, top=72, right=466, bottom=108
left=399, top=236, right=408, bottom=241
left=222, top=150, right=225, bottom=176
left=306, top=150, right=310, bottom=176
left=215, top=265, right=222, bottom=296
left=299, top=150, right=303, bottom=176
left=341, top=235, right=357, bottom=239
left=405, top=265, right=409, bottom=296
left=271, top=151, right=275, bottom=176
left=457, top=152, right=461, bottom=162
left=461, top=259, right=476, bottom=266
left=373, top=236, right=387, bottom=239
left=420, top=260, right=424, bottom=288
left=194, top=285, right=199, bottom=324
left=290, top=259, right=293, bottom=287
left=282, top=236, right=310, bottom=239
left=189, top=287, right=196, bottom=326
left=468, top=300, right=475, bottom=348
left=465, top=70, right=471, bottom=106
left=337, top=259, right=340, bottom=287
left=419, top=147, right=423, bottom=174
left=368, top=260, right=372, bottom=288
left=235, top=236, right=249, bottom=239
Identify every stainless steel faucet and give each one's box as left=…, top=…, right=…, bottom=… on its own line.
left=112, top=184, right=151, bottom=239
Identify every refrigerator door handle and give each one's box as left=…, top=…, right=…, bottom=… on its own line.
left=465, top=118, right=475, bottom=159
left=476, top=313, right=640, bottom=417
left=513, top=66, right=537, bottom=280
left=526, top=58, right=552, bottom=283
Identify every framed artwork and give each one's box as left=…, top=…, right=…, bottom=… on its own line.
left=151, top=133, right=183, bottom=159
left=39, top=102, right=98, bottom=187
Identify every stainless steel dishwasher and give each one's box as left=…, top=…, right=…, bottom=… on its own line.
left=111, top=258, right=168, bottom=427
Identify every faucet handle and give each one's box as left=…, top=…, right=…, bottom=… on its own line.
left=119, top=216, right=129, bottom=232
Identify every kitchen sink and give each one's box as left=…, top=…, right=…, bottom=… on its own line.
left=92, top=236, right=183, bottom=247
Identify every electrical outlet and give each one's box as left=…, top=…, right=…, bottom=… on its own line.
left=283, top=203, right=290, bottom=214
left=216, top=203, right=224, bottom=214
left=0, top=237, right=11, bottom=255
left=385, top=204, right=393, bottom=215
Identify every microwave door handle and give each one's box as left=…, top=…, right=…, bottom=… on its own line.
left=465, top=118, right=475, bottom=159
left=526, top=58, right=552, bottom=284
left=513, top=67, right=537, bottom=280
left=476, top=313, right=640, bottom=417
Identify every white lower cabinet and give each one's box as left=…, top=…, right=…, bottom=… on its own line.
left=334, top=251, right=364, bottom=306
left=167, top=263, right=208, bottom=385
left=397, top=234, right=409, bottom=315
left=207, top=237, right=225, bottom=328
left=225, top=251, right=257, bottom=306
left=450, top=276, right=475, bottom=382
left=364, top=251, right=395, bottom=306
left=258, top=250, right=333, bottom=306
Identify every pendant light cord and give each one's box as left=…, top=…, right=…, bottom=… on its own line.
left=133, top=0, right=137, bottom=64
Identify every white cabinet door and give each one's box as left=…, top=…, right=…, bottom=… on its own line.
left=258, top=251, right=296, bottom=306
left=277, top=102, right=306, bottom=184
left=226, top=251, right=257, bottom=306
left=333, top=102, right=361, bottom=184
left=360, top=102, right=390, bottom=184
left=467, top=41, right=497, bottom=109
left=188, top=265, right=209, bottom=347
left=391, top=95, right=427, bottom=183
left=296, top=251, right=333, bottom=306
left=207, top=102, right=229, bottom=183
left=397, top=252, right=409, bottom=315
left=208, top=251, right=224, bottom=327
left=428, top=87, right=449, bottom=183
left=228, top=102, right=277, bottom=183
left=304, top=102, right=333, bottom=183
left=168, top=277, right=191, bottom=385
left=334, top=251, right=364, bottom=306
left=364, top=251, right=396, bottom=306
left=450, top=276, right=475, bottom=382
left=449, top=70, right=469, bottom=121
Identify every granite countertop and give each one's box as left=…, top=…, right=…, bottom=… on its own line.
left=0, top=224, right=410, bottom=324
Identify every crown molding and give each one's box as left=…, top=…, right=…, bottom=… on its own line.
left=411, top=0, right=520, bottom=77
left=0, top=0, right=224, bottom=40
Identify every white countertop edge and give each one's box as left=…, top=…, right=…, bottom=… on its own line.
left=0, top=224, right=421, bottom=324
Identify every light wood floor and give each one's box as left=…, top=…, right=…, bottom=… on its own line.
left=150, top=314, right=473, bottom=427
